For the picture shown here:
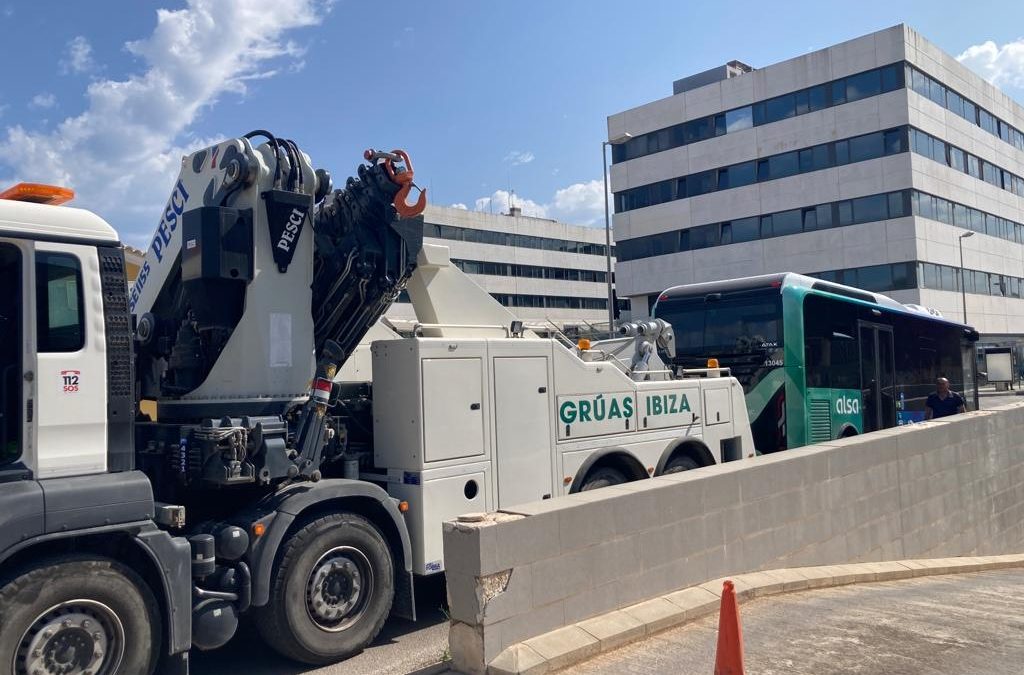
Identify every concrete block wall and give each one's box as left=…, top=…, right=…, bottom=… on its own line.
left=443, top=404, right=1024, bottom=673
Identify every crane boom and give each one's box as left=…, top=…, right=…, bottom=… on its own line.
left=131, top=131, right=423, bottom=421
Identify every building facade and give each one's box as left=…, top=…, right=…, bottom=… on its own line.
left=386, top=204, right=617, bottom=330
left=608, top=25, right=1024, bottom=352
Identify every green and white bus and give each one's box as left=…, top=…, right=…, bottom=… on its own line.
left=652, top=273, right=979, bottom=454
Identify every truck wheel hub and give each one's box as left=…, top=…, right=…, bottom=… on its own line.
left=306, top=546, right=374, bottom=632
left=16, top=600, right=124, bottom=675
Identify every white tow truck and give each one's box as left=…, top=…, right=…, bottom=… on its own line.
left=0, top=132, right=751, bottom=675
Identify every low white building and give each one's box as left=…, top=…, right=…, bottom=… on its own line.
left=386, top=205, right=618, bottom=330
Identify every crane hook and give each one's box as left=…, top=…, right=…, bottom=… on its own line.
left=365, top=148, right=427, bottom=218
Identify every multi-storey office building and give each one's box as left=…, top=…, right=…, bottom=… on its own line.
left=608, top=24, right=1024, bottom=355
left=386, top=204, right=618, bottom=330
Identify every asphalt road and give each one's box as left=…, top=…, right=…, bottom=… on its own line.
left=563, top=569, right=1024, bottom=675
left=189, top=575, right=449, bottom=675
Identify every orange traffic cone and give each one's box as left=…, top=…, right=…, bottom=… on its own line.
left=713, top=580, right=745, bottom=675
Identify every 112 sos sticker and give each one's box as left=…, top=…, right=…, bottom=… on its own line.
left=61, top=370, right=80, bottom=393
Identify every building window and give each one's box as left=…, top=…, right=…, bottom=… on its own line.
left=816, top=204, right=834, bottom=229
left=724, top=106, right=753, bottom=132
left=852, top=194, right=886, bottom=223
left=846, top=69, right=882, bottom=101
left=772, top=209, right=802, bottom=236
left=837, top=200, right=853, bottom=226
left=731, top=217, right=760, bottom=244
left=808, top=84, right=828, bottom=111
left=802, top=207, right=818, bottom=231
left=887, top=191, right=907, bottom=218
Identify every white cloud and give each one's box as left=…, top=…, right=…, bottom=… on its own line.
left=503, top=150, right=535, bottom=166
left=0, top=0, right=330, bottom=243
left=957, top=38, right=1024, bottom=89
left=450, top=202, right=468, bottom=210
left=29, top=93, right=56, bottom=109
left=470, top=179, right=610, bottom=226
left=61, top=36, right=98, bottom=75
left=550, top=180, right=606, bottom=225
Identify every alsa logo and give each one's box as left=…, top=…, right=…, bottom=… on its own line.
left=276, top=207, right=306, bottom=253
left=559, top=394, right=634, bottom=425
left=645, top=393, right=691, bottom=416
left=835, top=395, right=860, bottom=415
left=130, top=179, right=190, bottom=312
left=61, top=369, right=80, bottom=393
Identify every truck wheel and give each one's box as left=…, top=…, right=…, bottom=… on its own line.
left=256, top=513, right=394, bottom=665
left=663, top=454, right=700, bottom=474
left=580, top=466, right=627, bottom=491
left=0, top=556, right=159, bottom=675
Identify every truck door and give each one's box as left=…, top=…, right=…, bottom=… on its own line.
left=493, top=357, right=552, bottom=507
left=33, top=243, right=107, bottom=477
left=0, top=242, right=24, bottom=474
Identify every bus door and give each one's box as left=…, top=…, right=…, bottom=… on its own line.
left=858, top=322, right=896, bottom=433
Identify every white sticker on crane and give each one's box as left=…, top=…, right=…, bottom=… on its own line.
left=270, top=313, right=292, bottom=367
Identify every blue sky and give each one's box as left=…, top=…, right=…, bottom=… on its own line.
left=2, top=0, right=1024, bottom=245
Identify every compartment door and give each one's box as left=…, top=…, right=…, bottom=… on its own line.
left=422, top=357, right=484, bottom=462
left=494, top=357, right=552, bottom=508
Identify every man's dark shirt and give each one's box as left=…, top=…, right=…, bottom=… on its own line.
left=926, top=391, right=964, bottom=418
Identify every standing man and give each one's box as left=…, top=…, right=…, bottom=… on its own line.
left=925, top=377, right=966, bottom=420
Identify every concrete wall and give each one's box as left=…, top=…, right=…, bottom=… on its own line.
left=443, top=404, right=1024, bottom=673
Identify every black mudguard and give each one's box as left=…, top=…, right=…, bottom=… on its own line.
left=243, top=478, right=416, bottom=621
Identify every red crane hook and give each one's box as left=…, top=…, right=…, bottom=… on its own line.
left=364, top=148, right=427, bottom=218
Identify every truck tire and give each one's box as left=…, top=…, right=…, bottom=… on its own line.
left=580, top=466, right=627, bottom=491
left=663, top=454, right=700, bottom=474
left=255, top=513, right=394, bottom=665
left=0, top=555, right=159, bottom=675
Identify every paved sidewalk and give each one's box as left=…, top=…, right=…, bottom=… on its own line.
left=561, top=569, right=1024, bottom=674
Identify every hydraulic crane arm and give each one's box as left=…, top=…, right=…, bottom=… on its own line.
left=311, top=149, right=422, bottom=360
left=132, top=132, right=424, bottom=419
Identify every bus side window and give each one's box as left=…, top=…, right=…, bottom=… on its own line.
left=803, top=294, right=858, bottom=389
left=805, top=338, right=827, bottom=387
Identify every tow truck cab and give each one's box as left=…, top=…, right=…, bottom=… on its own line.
left=0, top=185, right=193, bottom=673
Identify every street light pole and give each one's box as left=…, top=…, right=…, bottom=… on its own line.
left=959, top=231, right=975, bottom=324
left=602, top=133, right=631, bottom=334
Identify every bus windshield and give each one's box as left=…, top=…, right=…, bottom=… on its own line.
left=655, top=288, right=783, bottom=358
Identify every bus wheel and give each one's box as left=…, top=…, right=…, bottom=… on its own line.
left=0, top=555, right=159, bottom=675
left=663, top=454, right=700, bottom=474
left=580, top=466, right=628, bottom=491
left=256, top=513, right=394, bottom=665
